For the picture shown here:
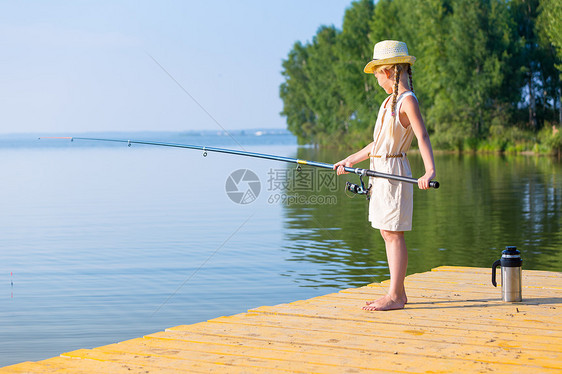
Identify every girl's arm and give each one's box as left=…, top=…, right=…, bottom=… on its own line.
left=333, top=141, right=373, bottom=175
left=401, top=96, right=436, bottom=190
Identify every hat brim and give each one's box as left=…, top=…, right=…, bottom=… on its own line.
left=364, top=56, right=416, bottom=74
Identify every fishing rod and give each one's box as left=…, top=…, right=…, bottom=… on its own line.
left=39, top=137, right=439, bottom=195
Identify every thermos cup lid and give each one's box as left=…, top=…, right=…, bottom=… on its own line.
left=500, top=246, right=522, bottom=267
left=502, top=246, right=521, bottom=258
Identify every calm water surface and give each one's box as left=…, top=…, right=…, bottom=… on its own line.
left=1, top=131, right=561, bottom=366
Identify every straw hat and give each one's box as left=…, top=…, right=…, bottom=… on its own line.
left=363, top=40, right=416, bottom=74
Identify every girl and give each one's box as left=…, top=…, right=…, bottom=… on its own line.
left=334, top=40, right=436, bottom=311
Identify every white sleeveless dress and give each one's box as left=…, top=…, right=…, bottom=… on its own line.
left=368, top=91, right=416, bottom=231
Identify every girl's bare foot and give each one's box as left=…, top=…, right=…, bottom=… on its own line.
left=365, top=296, right=386, bottom=306
left=363, top=294, right=406, bottom=311
left=365, top=291, right=407, bottom=307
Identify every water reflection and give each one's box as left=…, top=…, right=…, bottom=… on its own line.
left=281, top=149, right=562, bottom=288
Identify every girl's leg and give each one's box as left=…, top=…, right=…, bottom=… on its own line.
left=363, top=229, right=408, bottom=311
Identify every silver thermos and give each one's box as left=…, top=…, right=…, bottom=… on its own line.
left=491, top=246, right=523, bottom=302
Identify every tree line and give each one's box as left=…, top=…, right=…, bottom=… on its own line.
left=280, top=0, right=562, bottom=154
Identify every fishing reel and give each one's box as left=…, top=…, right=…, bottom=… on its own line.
left=345, top=174, right=371, bottom=200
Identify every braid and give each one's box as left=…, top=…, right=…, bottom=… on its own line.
left=391, top=65, right=401, bottom=117
left=408, top=65, right=414, bottom=93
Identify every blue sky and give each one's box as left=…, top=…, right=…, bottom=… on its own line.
left=0, top=1, right=350, bottom=134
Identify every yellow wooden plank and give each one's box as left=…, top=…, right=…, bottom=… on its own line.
left=209, top=311, right=562, bottom=352
left=162, top=322, right=562, bottom=370
left=251, top=290, right=562, bottom=322
left=94, top=338, right=392, bottom=373
left=0, top=356, right=153, bottom=374
left=249, top=301, right=562, bottom=337
left=339, top=284, right=562, bottom=302
left=331, top=286, right=562, bottom=313
left=400, top=275, right=559, bottom=292
left=256, top=296, right=562, bottom=341
left=70, top=339, right=387, bottom=374
left=378, top=279, right=561, bottom=299
left=323, top=293, right=562, bottom=324
left=250, top=293, right=562, bottom=328
left=431, top=267, right=562, bottom=278
left=431, top=266, right=490, bottom=273
left=338, top=285, right=498, bottom=303
left=61, top=348, right=295, bottom=374
left=336, top=287, right=497, bottom=303
left=145, top=330, right=558, bottom=374
left=0, top=362, right=37, bottom=374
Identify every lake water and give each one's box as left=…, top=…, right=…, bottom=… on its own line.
left=1, top=131, right=561, bottom=366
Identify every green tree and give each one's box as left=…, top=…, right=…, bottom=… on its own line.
left=537, top=0, right=562, bottom=70
left=401, top=0, right=451, bottom=137
left=304, top=26, right=347, bottom=138
left=510, top=0, right=542, bottom=130
left=280, top=42, right=316, bottom=144
left=537, top=0, right=562, bottom=124
left=336, top=0, right=377, bottom=139
left=510, top=0, right=561, bottom=129
left=421, top=0, right=515, bottom=149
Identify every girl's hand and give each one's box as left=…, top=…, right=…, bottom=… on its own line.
left=333, top=157, right=354, bottom=175
left=417, top=170, right=436, bottom=190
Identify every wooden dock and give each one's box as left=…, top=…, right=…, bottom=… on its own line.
left=2, top=266, right=561, bottom=373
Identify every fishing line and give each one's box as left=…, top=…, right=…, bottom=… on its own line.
left=145, top=52, right=246, bottom=152
left=151, top=212, right=255, bottom=317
